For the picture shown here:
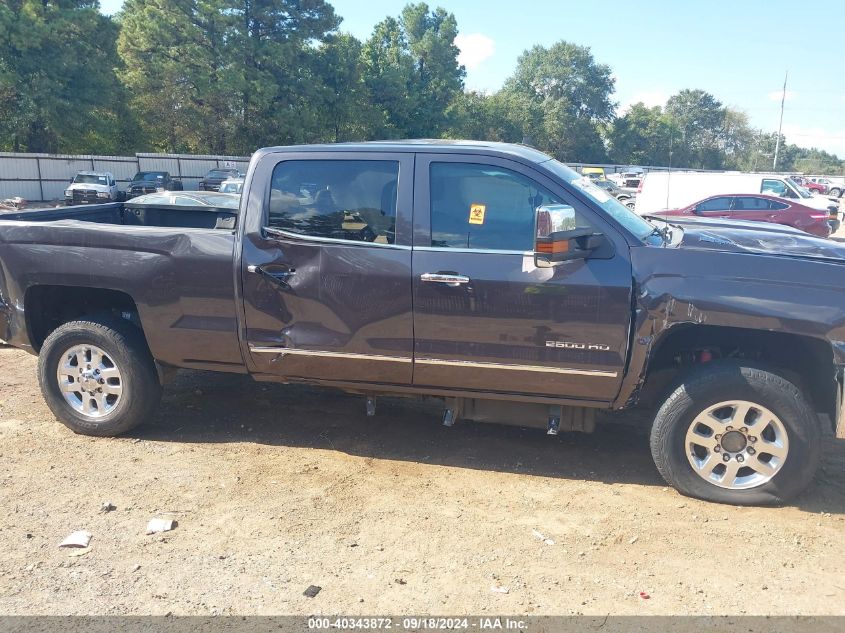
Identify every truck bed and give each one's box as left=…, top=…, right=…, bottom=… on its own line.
left=0, top=201, right=237, bottom=231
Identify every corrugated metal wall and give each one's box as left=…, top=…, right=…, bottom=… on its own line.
left=0, top=152, right=251, bottom=202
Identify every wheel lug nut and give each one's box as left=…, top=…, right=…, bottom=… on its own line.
left=714, top=434, right=722, bottom=440
left=723, top=453, right=731, bottom=462
left=740, top=427, right=748, bottom=433
left=747, top=447, right=756, bottom=455
left=748, top=436, right=757, bottom=443
left=714, top=445, right=721, bottom=453
left=726, top=426, right=734, bottom=431
left=736, top=455, right=745, bottom=463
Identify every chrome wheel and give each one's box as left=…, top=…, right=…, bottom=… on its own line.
left=685, top=400, right=789, bottom=490
left=56, top=344, right=123, bottom=418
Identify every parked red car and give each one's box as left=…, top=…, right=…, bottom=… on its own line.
left=793, top=176, right=828, bottom=194
left=652, top=193, right=832, bottom=237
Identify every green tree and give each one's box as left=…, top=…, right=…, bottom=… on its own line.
left=664, top=89, right=726, bottom=169
left=226, top=0, right=340, bottom=152
left=315, top=34, right=379, bottom=142
left=361, top=3, right=464, bottom=138
left=718, top=108, right=755, bottom=170
left=118, top=0, right=234, bottom=153
left=498, top=41, right=615, bottom=162
left=608, top=103, right=675, bottom=166
left=0, top=0, right=124, bottom=153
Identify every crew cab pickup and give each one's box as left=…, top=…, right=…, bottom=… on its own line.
left=1, top=141, right=843, bottom=506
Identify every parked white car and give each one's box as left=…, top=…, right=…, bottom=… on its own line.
left=64, top=171, right=119, bottom=206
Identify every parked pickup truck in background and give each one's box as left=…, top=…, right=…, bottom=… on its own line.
left=199, top=168, right=242, bottom=192
left=1, top=140, right=843, bottom=506
left=125, top=171, right=183, bottom=199
left=64, top=171, right=120, bottom=205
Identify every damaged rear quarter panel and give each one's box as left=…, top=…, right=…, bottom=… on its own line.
left=0, top=220, right=242, bottom=367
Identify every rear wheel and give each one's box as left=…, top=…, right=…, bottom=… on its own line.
left=38, top=317, right=162, bottom=436
left=829, top=187, right=841, bottom=198
left=650, top=362, right=821, bottom=505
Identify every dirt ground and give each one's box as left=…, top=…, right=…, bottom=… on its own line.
left=0, top=346, right=843, bottom=616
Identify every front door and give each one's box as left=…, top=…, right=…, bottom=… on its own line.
left=411, top=155, right=633, bottom=402
left=694, top=196, right=734, bottom=218
left=241, top=152, right=415, bottom=384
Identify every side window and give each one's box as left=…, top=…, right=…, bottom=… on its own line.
left=430, top=162, right=578, bottom=251
left=768, top=200, right=789, bottom=210
left=733, top=197, right=769, bottom=211
left=268, top=160, right=399, bottom=244
left=695, top=197, right=733, bottom=212
left=761, top=179, right=787, bottom=197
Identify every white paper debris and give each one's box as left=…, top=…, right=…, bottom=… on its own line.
left=58, top=530, right=92, bottom=548
left=146, top=518, right=177, bottom=535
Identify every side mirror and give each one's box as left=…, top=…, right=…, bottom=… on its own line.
left=534, top=204, right=605, bottom=267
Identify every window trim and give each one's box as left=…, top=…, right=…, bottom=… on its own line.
left=695, top=196, right=734, bottom=214
left=262, top=225, right=411, bottom=250
left=259, top=152, right=415, bottom=248
left=415, top=153, right=617, bottom=253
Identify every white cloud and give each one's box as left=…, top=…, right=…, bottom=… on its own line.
left=619, top=90, right=669, bottom=113
left=767, top=89, right=796, bottom=102
left=454, top=33, right=495, bottom=71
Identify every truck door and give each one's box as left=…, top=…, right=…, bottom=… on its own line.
left=411, top=154, right=632, bottom=402
left=240, top=152, right=415, bottom=384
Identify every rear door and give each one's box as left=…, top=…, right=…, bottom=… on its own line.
left=731, top=196, right=778, bottom=223
left=240, top=152, right=415, bottom=384
left=411, top=154, right=633, bottom=402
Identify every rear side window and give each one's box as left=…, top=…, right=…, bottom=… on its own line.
left=733, top=197, right=770, bottom=211
left=695, top=197, right=733, bottom=212
left=768, top=200, right=789, bottom=210
left=268, top=160, right=399, bottom=244
left=429, top=162, right=564, bottom=251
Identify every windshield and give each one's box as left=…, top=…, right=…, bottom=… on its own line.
left=785, top=177, right=813, bottom=199
left=73, top=174, right=108, bottom=185
left=133, top=172, right=165, bottom=182
left=541, top=159, right=654, bottom=240
left=207, top=170, right=236, bottom=179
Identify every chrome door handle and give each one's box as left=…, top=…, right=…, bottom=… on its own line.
left=247, top=264, right=296, bottom=288
left=420, top=272, right=470, bottom=287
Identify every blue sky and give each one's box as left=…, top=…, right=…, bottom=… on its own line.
left=99, top=0, right=845, bottom=155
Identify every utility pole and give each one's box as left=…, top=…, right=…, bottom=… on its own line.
left=773, top=71, right=788, bottom=171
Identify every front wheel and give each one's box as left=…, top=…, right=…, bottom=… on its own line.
left=650, top=362, right=821, bottom=505
left=38, top=317, right=162, bottom=436
left=829, top=187, right=841, bottom=198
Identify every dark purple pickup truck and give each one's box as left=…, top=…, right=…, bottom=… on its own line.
left=1, top=141, right=844, bottom=505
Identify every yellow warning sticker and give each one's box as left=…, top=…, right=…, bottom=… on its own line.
left=468, top=203, right=486, bottom=225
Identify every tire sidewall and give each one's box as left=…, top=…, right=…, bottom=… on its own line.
left=38, top=321, right=155, bottom=436
left=653, top=364, right=820, bottom=505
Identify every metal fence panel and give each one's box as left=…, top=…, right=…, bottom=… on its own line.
left=137, top=155, right=181, bottom=175
left=92, top=157, right=140, bottom=183
left=38, top=156, right=98, bottom=180
left=0, top=181, right=42, bottom=200
left=0, top=154, right=40, bottom=179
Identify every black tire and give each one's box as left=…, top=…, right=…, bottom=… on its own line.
left=37, top=317, right=162, bottom=437
left=650, top=361, right=821, bottom=505
left=829, top=187, right=841, bottom=198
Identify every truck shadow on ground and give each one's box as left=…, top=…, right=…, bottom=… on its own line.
left=133, top=369, right=845, bottom=514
